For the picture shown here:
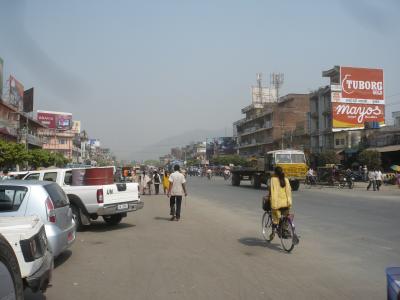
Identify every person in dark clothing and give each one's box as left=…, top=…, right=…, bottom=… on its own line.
left=153, top=171, right=161, bottom=195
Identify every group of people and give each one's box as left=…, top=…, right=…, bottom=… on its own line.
left=131, top=166, right=188, bottom=221
left=366, top=168, right=383, bottom=191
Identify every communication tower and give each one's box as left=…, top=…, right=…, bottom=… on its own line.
left=271, top=73, right=284, bottom=102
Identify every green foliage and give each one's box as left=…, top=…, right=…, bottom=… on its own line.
left=0, top=140, right=69, bottom=169
left=211, top=155, right=250, bottom=167
left=0, top=140, right=29, bottom=168
left=310, top=150, right=340, bottom=167
left=358, top=150, right=381, bottom=170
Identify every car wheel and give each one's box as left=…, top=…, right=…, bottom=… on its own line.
left=103, top=214, right=123, bottom=226
left=71, top=204, right=84, bottom=231
left=0, top=234, right=24, bottom=300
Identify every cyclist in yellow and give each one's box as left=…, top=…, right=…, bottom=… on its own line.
left=268, top=166, right=292, bottom=239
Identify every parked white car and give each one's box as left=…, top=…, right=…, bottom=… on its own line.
left=0, top=180, right=76, bottom=257
left=0, top=216, right=53, bottom=295
left=23, top=168, right=143, bottom=230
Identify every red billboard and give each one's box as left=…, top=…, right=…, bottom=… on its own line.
left=340, top=67, right=384, bottom=102
left=332, top=66, right=385, bottom=130
left=37, top=111, right=73, bottom=130
left=332, top=103, right=385, bottom=128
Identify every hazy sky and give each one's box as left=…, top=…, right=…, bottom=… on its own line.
left=0, top=0, right=399, bottom=160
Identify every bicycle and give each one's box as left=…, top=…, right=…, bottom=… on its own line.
left=304, top=175, right=321, bottom=189
left=261, top=208, right=299, bottom=252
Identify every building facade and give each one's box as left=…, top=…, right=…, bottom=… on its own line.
left=234, top=93, right=310, bottom=157
left=0, top=99, right=45, bottom=149
left=309, top=67, right=363, bottom=153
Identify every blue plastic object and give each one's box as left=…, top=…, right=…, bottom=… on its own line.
left=386, top=267, right=400, bottom=300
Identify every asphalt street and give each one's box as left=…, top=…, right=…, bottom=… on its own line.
left=26, top=176, right=400, bottom=300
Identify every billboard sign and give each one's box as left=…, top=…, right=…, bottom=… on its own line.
left=9, top=76, right=24, bottom=111
left=23, top=88, right=34, bottom=112
left=0, top=57, right=3, bottom=98
left=72, top=120, right=81, bottom=133
left=37, top=110, right=73, bottom=130
left=332, top=103, right=385, bottom=128
left=331, top=67, right=385, bottom=129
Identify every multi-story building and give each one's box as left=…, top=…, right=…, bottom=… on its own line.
left=0, top=99, right=45, bottom=149
left=234, top=94, right=310, bottom=157
left=310, top=67, right=363, bottom=153
left=37, top=110, right=81, bottom=161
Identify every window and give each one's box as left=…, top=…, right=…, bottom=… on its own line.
left=292, top=154, right=306, bottom=163
left=336, top=139, right=340, bottom=146
left=43, top=172, right=57, bottom=182
left=25, top=173, right=40, bottom=180
left=0, top=186, right=28, bottom=211
left=59, top=139, right=66, bottom=144
left=275, top=154, right=291, bottom=163
left=64, top=171, right=72, bottom=185
left=43, top=183, right=69, bottom=208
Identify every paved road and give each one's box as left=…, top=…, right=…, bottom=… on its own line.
left=27, top=177, right=399, bottom=299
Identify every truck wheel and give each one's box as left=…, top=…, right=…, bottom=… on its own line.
left=231, top=173, right=240, bottom=186
left=251, top=175, right=261, bottom=189
left=103, top=214, right=123, bottom=226
left=290, top=180, right=300, bottom=191
left=71, top=204, right=84, bottom=231
left=0, top=235, right=24, bottom=300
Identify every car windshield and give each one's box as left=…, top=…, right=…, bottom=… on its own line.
left=275, top=154, right=291, bottom=163
left=292, top=154, right=305, bottom=163
left=0, top=186, right=28, bottom=212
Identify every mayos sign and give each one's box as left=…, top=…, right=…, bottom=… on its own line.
left=332, top=103, right=384, bottom=128
left=340, top=67, right=384, bottom=102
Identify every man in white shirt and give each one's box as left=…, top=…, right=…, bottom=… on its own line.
left=167, top=164, right=188, bottom=221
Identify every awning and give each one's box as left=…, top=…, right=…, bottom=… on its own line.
left=367, top=145, right=400, bottom=153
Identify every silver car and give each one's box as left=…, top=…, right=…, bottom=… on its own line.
left=0, top=180, right=76, bottom=257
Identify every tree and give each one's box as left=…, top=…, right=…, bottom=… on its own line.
left=310, top=150, right=340, bottom=167
left=28, top=149, right=52, bottom=169
left=0, top=140, right=29, bottom=169
left=358, top=150, right=381, bottom=170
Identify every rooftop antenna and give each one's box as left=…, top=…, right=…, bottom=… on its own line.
left=271, top=73, right=284, bottom=102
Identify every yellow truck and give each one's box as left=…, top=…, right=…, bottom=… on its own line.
left=231, top=149, right=308, bottom=191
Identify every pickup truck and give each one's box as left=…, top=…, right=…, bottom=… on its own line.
left=23, top=168, right=143, bottom=230
left=0, top=216, right=53, bottom=295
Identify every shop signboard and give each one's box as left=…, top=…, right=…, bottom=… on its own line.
left=331, top=67, right=385, bottom=129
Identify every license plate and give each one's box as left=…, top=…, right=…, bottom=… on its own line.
left=117, top=203, right=129, bottom=210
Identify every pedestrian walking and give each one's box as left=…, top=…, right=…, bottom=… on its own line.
left=367, top=169, right=377, bottom=191
left=376, top=169, right=383, bottom=191
left=131, top=170, right=139, bottom=183
left=363, top=165, right=368, bottom=182
left=153, top=171, right=161, bottom=195
left=167, top=164, right=188, bottom=221
left=0, top=169, right=10, bottom=181
left=163, top=171, right=170, bottom=195
left=140, top=171, right=151, bottom=195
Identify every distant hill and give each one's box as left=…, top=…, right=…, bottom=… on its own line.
left=131, top=128, right=231, bottom=161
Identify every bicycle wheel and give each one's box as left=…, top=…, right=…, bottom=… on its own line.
left=280, top=217, right=295, bottom=252
left=261, top=211, right=274, bottom=242
left=304, top=178, right=311, bottom=189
